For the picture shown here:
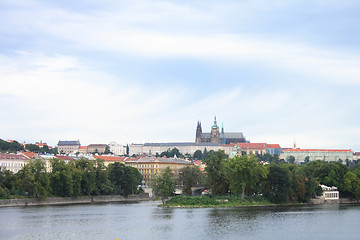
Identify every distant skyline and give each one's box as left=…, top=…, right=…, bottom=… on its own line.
left=1, top=0, right=360, bottom=151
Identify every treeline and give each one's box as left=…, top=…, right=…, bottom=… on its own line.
left=0, top=139, right=24, bottom=153
left=0, top=139, right=58, bottom=154
left=203, top=151, right=360, bottom=203
left=0, top=158, right=143, bottom=199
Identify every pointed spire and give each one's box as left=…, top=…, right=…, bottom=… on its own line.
left=212, top=115, right=218, bottom=129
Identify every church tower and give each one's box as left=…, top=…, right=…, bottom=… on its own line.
left=195, top=121, right=202, bottom=143
left=210, top=116, right=220, bottom=144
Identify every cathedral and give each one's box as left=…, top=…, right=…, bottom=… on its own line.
left=195, top=116, right=246, bottom=144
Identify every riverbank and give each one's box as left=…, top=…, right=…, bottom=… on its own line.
left=0, top=194, right=150, bottom=208
left=162, top=195, right=360, bottom=208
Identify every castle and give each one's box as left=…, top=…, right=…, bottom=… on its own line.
left=195, top=116, right=246, bottom=144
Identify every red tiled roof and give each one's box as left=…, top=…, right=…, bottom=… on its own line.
left=235, top=143, right=267, bottom=149
left=55, top=155, right=73, bottom=160
left=267, top=144, right=281, bottom=149
left=94, top=156, right=127, bottom=162
left=284, top=149, right=352, bottom=153
left=354, top=152, right=360, bottom=156
left=21, top=151, right=38, bottom=159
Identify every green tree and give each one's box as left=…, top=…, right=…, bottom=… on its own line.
left=152, top=167, right=174, bottom=204
left=25, top=144, right=41, bottom=153
left=180, top=166, right=202, bottom=196
left=193, top=150, right=203, bottom=160
left=15, top=159, right=50, bottom=199
left=342, top=172, right=360, bottom=199
left=108, top=163, right=142, bottom=196
left=203, top=150, right=229, bottom=196
left=50, top=158, right=75, bottom=197
left=76, top=158, right=96, bottom=195
left=287, top=155, right=295, bottom=164
left=264, top=164, right=291, bottom=203
left=94, top=159, right=113, bottom=195
left=227, top=155, right=268, bottom=198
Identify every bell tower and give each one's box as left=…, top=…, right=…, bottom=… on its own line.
left=195, top=121, right=202, bottom=143
left=210, top=116, right=220, bottom=144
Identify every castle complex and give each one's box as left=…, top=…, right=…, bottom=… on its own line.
left=195, top=116, right=246, bottom=144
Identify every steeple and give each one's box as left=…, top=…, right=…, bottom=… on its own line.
left=196, top=121, right=202, bottom=143
left=212, top=115, right=219, bottom=129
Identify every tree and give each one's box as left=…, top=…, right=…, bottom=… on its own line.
left=264, top=164, right=291, bottom=203
left=287, top=156, right=295, bottom=164
left=203, top=150, right=229, bottom=196
left=193, top=150, right=203, bottom=160
left=152, top=167, right=174, bottom=204
left=76, top=158, right=96, bottom=195
left=94, top=159, right=113, bottom=195
left=15, top=159, right=50, bottom=199
left=25, top=144, right=41, bottom=153
left=180, top=166, right=202, bottom=196
left=227, top=155, right=267, bottom=198
left=304, top=156, right=310, bottom=163
left=108, top=163, right=142, bottom=196
left=342, top=172, right=360, bottom=199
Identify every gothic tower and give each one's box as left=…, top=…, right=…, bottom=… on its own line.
left=210, top=116, right=220, bottom=144
left=195, top=121, right=202, bottom=143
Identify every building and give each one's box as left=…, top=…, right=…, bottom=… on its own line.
left=87, top=144, right=108, bottom=154
left=353, top=152, right=360, bottom=161
left=129, top=142, right=224, bottom=156
left=78, top=146, right=87, bottom=154
left=125, top=156, right=193, bottom=186
left=196, top=116, right=246, bottom=144
left=93, top=155, right=127, bottom=166
left=109, top=142, right=126, bottom=156
left=282, top=149, right=353, bottom=163
left=266, top=144, right=282, bottom=155
left=58, top=140, right=81, bottom=154
left=0, top=153, right=27, bottom=173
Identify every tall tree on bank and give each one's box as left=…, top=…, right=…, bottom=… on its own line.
left=152, top=167, right=174, bottom=204
left=203, top=150, right=229, bottom=196
left=180, top=166, right=202, bottom=196
left=227, top=155, right=268, bottom=198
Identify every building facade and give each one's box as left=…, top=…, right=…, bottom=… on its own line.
left=0, top=153, right=27, bottom=173
left=125, top=156, right=193, bottom=186
left=109, top=142, right=126, bottom=156
left=129, top=142, right=224, bottom=156
left=87, top=144, right=108, bottom=154
left=58, top=140, right=81, bottom=154
left=196, top=116, right=246, bottom=144
left=282, top=149, right=353, bottom=163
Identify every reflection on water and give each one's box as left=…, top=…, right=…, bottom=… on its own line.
left=0, top=202, right=359, bottom=240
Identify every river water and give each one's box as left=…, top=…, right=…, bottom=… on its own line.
left=0, top=201, right=359, bottom=240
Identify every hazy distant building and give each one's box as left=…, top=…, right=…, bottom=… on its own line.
left=129, top=142, right=223, bottom=156
left=57, top=140, right=80, bottom=154
left=87, top=144, right=108, bottom=154
left=109, top=142, right=126, bottom=156
left=282, top=148, right=353, bottom=163
left=196, top=116, right=246, bottom=144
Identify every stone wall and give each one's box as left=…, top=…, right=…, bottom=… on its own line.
left=0, top=194, right=149, bottom=208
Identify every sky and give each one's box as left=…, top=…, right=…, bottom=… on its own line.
left=1, top=0, right=360, bottom=151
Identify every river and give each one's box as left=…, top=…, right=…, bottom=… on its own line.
left=0, top=201, right=359, bottom=240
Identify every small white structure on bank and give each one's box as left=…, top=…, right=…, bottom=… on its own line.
left=321, top=185, right=339, bottom=201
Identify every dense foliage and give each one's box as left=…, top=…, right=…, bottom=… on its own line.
left=0, top=158, right=143, bottom=199
left=152, top=167, right=174, bottom=204
left=202, top=151, right=360, bottom=204
left=0, top=139, right=24, bottom=153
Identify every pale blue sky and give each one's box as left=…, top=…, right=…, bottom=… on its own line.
left=1, top=0, right=360, bottom=151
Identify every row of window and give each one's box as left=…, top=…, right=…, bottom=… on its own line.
left=1, top=162, right=24, bottom=167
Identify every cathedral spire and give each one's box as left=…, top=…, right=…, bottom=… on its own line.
left=212, top=115, right=218, bottom=129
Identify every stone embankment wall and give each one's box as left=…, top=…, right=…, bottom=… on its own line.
left=311, top=198, right=359, bottom=204
left=0, top=194, right=149, bottom=208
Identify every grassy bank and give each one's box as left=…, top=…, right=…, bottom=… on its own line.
left=163, top=195, right=274, bottom=208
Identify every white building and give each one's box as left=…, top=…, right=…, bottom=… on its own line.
left=109, top=142, right=126, bottom=156
left=0, top=153, right=27, bottom=173
left=282, top=148, right=353, bottom=163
